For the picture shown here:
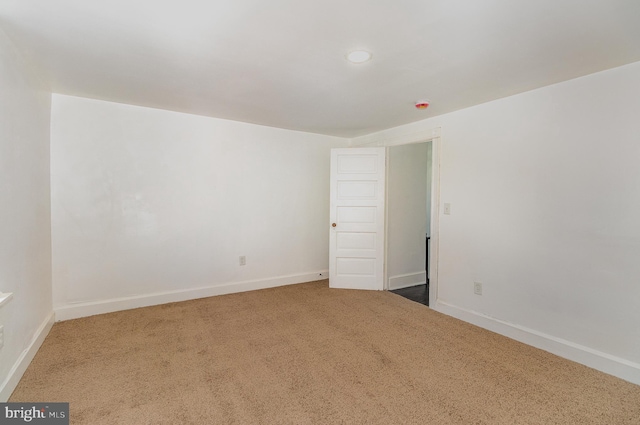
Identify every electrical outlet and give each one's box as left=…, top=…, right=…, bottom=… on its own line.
left=444, top=203, right=451, bottom=215
left=474, top=282, right=483, bottom=295
left=239, top=256, right=246, bottom=266
left=0, top=325, right=4, bottom=349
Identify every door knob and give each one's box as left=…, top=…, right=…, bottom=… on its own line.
left=332, top=223, right=337, bottom=227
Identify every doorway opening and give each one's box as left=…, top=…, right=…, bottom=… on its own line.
left=386, top=141, right=433, bottom=306
left=328, top=129, right=440, bottom=303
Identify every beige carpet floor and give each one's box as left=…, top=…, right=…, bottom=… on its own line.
left=10, top=280, right=640, bottom=424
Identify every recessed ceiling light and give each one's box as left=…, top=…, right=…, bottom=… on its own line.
left=346, top=50, right=372, bottom=64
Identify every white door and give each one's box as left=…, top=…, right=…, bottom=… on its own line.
left=329, top=147, right=386, bottom=290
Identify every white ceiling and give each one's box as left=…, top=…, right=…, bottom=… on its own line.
left=1, top=0, right=639, bottom=137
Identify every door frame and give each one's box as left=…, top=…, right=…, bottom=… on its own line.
left=349, top=127, right=441, bottom=305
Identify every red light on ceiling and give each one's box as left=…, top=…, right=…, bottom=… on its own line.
left=415, top=100, right=430, bottom=109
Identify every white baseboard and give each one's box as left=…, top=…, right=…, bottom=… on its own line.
left=388, top=271, right=426, bottom=290
left=0, top=312, right=54, bottom=402
left=55, top=270, right=329, bottom=322
left=433, top=300, right=640, bottom=386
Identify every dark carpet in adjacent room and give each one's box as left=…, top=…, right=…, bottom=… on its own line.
left=391, top=284, right=428, bottom=306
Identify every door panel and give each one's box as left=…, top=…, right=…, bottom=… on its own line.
left=337, top=154, right=379, bottom=173
left=336, top=258, right=376, bottom=275
left=336, top=233, right=376, bottom=250
left=337, top=181, right=378, bottom=198
left=329, top=147, right=385, bottom=290
left=336, top=206, right=376, bottom=224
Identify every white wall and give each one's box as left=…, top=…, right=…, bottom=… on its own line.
left=0, top=28, right=53, bottom=400
left=387, top=143, right=429, bottom=289
left=51, top=95, right=348, bottom=319
left=352, top=61, right=640, bottom=384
